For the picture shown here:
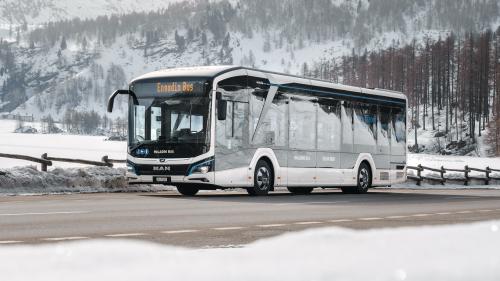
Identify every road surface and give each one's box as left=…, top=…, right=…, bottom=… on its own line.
left=1, top=189, right=500, bottom=247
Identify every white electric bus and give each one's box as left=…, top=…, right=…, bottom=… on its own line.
left=108, top=66, right=407, bottom=196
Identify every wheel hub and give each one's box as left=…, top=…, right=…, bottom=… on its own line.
left=359, top=168, right=369, bottom=189
left=256, top=167, right=270, bottom=191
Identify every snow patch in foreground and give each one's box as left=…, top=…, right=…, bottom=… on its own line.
left=0, top=166, right=168, bottom=195
left=1, top=221, right=500, bottom=280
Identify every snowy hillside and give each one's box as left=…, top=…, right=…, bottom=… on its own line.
left=0, top=0, right=186, bottom=25
left=0, top=0, right=499, bottom=155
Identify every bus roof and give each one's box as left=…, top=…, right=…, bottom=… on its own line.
left=131, top=65, right=407, bottom=101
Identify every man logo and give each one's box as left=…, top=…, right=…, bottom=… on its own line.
left=153, top=166, right=171, bottom=172
left=159, top=159, right=166, bottom=163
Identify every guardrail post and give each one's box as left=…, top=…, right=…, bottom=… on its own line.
left=440, top=166, right=445, bottom=185
left=41, top=153, right=48, bottom=172
left=485, top=167, right=491, bottom=186
left=464, top=165, right=469, bottom=186
left=101, top=155, right=113, bottom=168
left=417, top=164, right=422, bottom=186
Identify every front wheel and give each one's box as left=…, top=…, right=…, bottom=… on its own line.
left=341, top=163, right=371, bottom=194
left=247, top=160, right=273, bottom=196
left=177, top=185, right=199, bottom=196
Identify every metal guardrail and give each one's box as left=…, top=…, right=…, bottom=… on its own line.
left=1, top=152, right=498, bottom=187
left=0, top=153, right=126, bottom=172
left=407, top=164, right=500, bottom=186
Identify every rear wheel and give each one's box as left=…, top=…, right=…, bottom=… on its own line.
left=177, top=185, right=199, bottom=196
left=247, top=160, right=273, bottom=196
left=341, top=162, right=371, bottom=194
left=287, top=187, right=314, bottom=195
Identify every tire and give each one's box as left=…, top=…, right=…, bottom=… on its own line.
left=341, top=162, right=371, bottom=194
left=247, top=160, right=273, bottom=196
left=177, top=185, right=199, bottom=196
left=287, top=186, right=314, bottom=195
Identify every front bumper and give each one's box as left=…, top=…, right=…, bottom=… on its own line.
left=127, top=172, right=215, bottom=185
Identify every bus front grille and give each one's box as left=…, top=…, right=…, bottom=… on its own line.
left=134, top=164, right=190, bottom=176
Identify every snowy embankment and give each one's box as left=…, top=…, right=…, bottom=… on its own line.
left=1, top=221, right=500, bottom=281
left=0, top=166, right=169, bottom=195
left=393, top=153, right=500, bottom=189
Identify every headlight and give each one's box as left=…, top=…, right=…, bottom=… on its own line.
left=188, top=159, right=214, bottom=175
left=193, top=165, right=210, bottom=174
left=127, top=163, right=135, bottom=173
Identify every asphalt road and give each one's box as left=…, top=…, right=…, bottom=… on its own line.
left=1, top=188, right=500, bottom=248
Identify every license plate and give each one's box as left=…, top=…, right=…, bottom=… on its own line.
left=155, top=177, right=171, bottom=183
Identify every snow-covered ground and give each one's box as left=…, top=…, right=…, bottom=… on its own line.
left=0, top=120, right=126, bottom=169
left=1, top=220, right=499, bottom=281
left=399, top=153, right=500, bottom=189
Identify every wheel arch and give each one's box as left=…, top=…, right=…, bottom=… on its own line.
left=249, top=148, right=281, bottom=186
left=354, top=153, right=376, bottom=177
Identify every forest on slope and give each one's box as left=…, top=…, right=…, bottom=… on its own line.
left=306, top=30, right=500, bottom=156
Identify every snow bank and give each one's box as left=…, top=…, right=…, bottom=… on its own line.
left=409, top=153, right=500, bottom=171
left=401, top=153, right=500, bottom=189
left=0, top=166, right=168, bottom=195
left=1, top=221, right=499, bottom=281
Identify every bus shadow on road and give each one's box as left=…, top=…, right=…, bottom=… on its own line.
left=140, top=189, right=500, bottom=204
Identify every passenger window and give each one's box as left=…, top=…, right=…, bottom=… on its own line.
left=353, top=103, right=377, bottom=146
left=289, top=96, right=316, bottom=150
left=378, top=106, right=391, bottom=149
left=342, top=101, right=353, bottom=148
left=216, top=100, right=247, bottom=150
left=248, top=76, right=270, bottom=138
left=317, top=99, right=341, bottom=151
left=391, top=107, right=406, bottom=151
left=253, top=93, right=287, bottom=146
left=216, top=76, right=249, bottom=151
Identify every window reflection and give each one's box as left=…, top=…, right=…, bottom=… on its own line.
left=354, top=103, right=377, bottom=147
left=317, top=99, right=341, bottom=151
left=289, top=97, right=316, bottom=150
left=378, top=106, right=391, bottom=149
left=342, top=102, right=353, bottom=148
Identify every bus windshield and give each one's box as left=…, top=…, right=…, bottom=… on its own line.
left=128, top=79, right=211, bottom=158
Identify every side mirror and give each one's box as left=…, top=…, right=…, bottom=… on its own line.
left=108, top=90, right=139, bottom=113
left=216, top=92, right=227, bottom=121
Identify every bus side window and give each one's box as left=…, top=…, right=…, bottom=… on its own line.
left=221, top=100, right=247, bottom=150
left=391, top=107, right=406, bottom=154
left=378, top=106, right=391, bottom=152
left=341, top=101, right=353, bottom=152
left=253, top=93, right=287, bottom=147
left=289, top=96, right=316, bottom=150
left=248, top=76, right=271, bottom=142
left=216, top=76, right=248, bottom=150
left=353, top=103, right=377, bottom=147
left=317, top=98, right=341, bottom=151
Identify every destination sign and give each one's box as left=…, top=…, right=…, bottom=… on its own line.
left=156, top=82, right=195, bottom=94
left=132, top=79, right=208, bottom=97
